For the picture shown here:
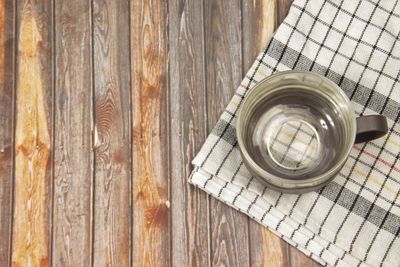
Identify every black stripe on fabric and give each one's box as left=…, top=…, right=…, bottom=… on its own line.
left=362, top=154, right=400, bottom=263
left=380, top=222, right=400, bottom=265
left=270, top=22, right=399, bottom=84
left=202, top=173, right=214, bottom=188
left=290, top=0, right=328, bottom=68
left=336, top=172, right=399, bottom=210
left=321, top=0, right=365, bottom=78
left=270, top=0, right=311, bottom=73
left=291, top=2, right=400, bottom=59
left=374, top=30, right=400, bottom=117
left=330, top=0, right=396, bottom=248
left=321, top=182, right=399, bottom=235
left=246, top=194, right=259, bottom=213
left=364, top=0, right=400, bottom=18
left=232, top=187, right=245, bottom=206
left=276, top=215, right=287, bottom=231
left=308, top=0, right=345, bottom=71
left=290, top=223, right=301, bottom=239
left=230, top=161, right=243, bottom=183
left=254, top=191, right=338, bottom=265
left=265, top=39, right=400, bottom=121
left=232, top=176, right=255, bottom=206
left=211, top=119, right=237, bottom=146
left=217, top=182, right=229, bottom=198
left=336, top=0, right=382, bottom=91
left=346, top=4, right=400, bottom=255
left=362, top=44, right=400, bottom=263
left=349, top=2, right=397, bottom=102
left=214, top=141, right=238, bottom=176
left=348, top=114, right=400, bottom=257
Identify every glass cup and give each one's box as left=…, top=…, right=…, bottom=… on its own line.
left=237, top=71, right=388, bottom=193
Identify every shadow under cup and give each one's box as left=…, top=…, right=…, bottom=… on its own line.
left=237, top=71, right=357, bottom=192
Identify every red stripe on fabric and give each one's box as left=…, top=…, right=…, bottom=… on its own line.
left=353, top=145, right=400, bottom=174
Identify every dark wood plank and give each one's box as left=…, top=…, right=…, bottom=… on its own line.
left=169, top=0, right=210, bottom=266
left=289, top=249, right=322, bottom=267
left=0, top=0, right=14, bottom=265
left=52, top=0, right=92, bottom=266
left=204, top=0, right=250, bottom=266
left=130, top=0, right=170, bottom=266
left=242, top=1, right=291, bottom=266
left=92, top=0, right=131, bottom=265
left=12, top=0, right=53, bottom=265
left=242, top=0, right=277, bottom=66
left=276, top=0, right=293, bottom=25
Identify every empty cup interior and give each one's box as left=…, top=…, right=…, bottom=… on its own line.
left=239, top=77, right=356, bottom=182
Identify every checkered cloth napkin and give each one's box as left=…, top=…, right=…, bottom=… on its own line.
left=189, top=0, right=400, bottom=266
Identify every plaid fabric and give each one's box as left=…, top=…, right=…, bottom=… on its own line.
left=189, top=0, right=400, bottom=266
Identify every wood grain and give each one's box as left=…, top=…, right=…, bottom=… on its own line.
left=289, top=248, right=321, bottom=267
left=204, top=0, right=250, bottom=266
left=276, top=0, right=293, bottom=26
left=12, top=0, right=53, bottom=266
left=242, top=0, right=277, bottom=65
left=52, top=0, right=92, bottom=266
left=92, top=0, right=131, bottom=265
left=131, top=0, right=170, bottom=266
left=0, top=0, right=14, bottom=265
left=169, top=0, right=210, bottom=266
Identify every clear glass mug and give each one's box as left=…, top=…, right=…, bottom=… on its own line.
left=237, top=71, right=388, bottom=193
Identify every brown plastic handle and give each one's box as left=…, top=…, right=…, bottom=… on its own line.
left=355, top=115, right=388, bottom=144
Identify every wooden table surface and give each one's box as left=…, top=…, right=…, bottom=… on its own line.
left=0, top=0, right=322, bottom=266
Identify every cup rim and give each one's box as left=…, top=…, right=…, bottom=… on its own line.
left=237, top=70, right=357, bottom=191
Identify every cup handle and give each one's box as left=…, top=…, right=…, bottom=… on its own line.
left=355, top=115, right=388, bottom=144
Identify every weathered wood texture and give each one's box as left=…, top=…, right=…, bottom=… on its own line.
left=52, top=0, right=92, bottom=266
left=277, top=0, right=294, bottom=26
left=131, top=0, right=170, bottom=266
left=169, top=1, right=210, bottom=267
left=0, top=0, right=322, bottom=266
left=92, top=0, right=131, bottom=265
left=204, top=1, right=250, bottom=266
left=0, top=0, right=14, bottom=265
left=12, top=0, right=53, bottom=266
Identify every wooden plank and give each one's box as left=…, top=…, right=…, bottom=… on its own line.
left=130, top=0, right=170, bottom=266
left=12, top=0, right=53, bottom=266
left=289, top=249, right=322, bottom=267
left=52, top=0, right=92, bottom=266
left=242, top=1, right=290, bottom=266
left=0, top=0, right=14, bottom=265
left=204, top=0, right=250, bottom=266
left=169, top=0, right=210, bottom=266
left=242, top=0, right=277, bottom=65
left=92, top=0, right=131, bottom=265
left=276, top=0, right=293, bottom=25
